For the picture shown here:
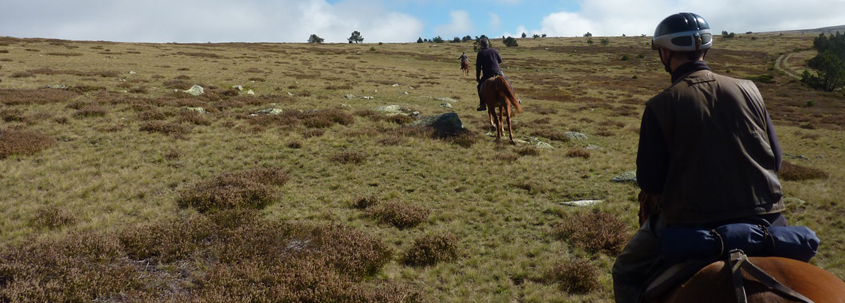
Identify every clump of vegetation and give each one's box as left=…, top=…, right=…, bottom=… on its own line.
left=178, top=111, right=211, bottom=126
left=566, top=148, right=591, bottom=159
left=543, top=259, right=601, bottom=294
left=369, top=201, right=429, bottom=229
left=331, top=151, right=366, bottom=164
left=551, top=211, right=628, bottom=255
left=31, top=205, right=77, bottom=229
left=0, top=212, right=417, bottom=302
left=516, top=146, right=540, bottom=156
left=402, top=233, right=459, bottom=267
left=0, top=89, right=79, bottom=106
left=177, top=167, right=290, bottom=212
left=780, top=160, right=828, bottom=181
left=139, top=121, right=191, bottom=136
left=353, top=195, right=380, bottom=210
left=745, top=74, right=775, bottom=84
left=0, top=129, right=54, bottom=159
left=494, top=153, right=520, bottom=162
left=447, top=130, right=477, bottom=148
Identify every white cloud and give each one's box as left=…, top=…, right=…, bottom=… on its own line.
left=435, top=10, right=474, bottom=38
left=489, top=13, right=502, bottom=30
left=0, top=0, right=424, bottom=43
left=534, top=0, right=845, bottom=37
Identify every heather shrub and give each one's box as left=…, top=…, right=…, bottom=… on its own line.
left=331, top=151, right=367, bottom=164
left=780, top=160, right=828, bottom=181
left=140, top=121, right=190, bottom=136
left=74, top=105, right=108, bottom=118
left=137, top=109, right=167, bottom=121
left=369, top=201, right=429, bottom=229
left=178, top=111, right=211, bottom=126
left=544, top=259, right=600, bottom=294
left=566, top=148, right=591, bottom=159
left=402, top=233, right=459, bottom=267
left=177, top=167, right=290, bottom=212
left=301, top=108, right=355, bottom=128
left=447, top=130, right=477, bottom=148
left=31, top=205, right=77, bottom=229
left=0, top=89, right=79, bottom=105
left=119, top=216, right=215, bottom=262
left=516, top=146, right=540, bottom=156
left=0, top=232, right=144, bottom=302
left=353, top=195, right=380, bottom=209
left=0, top=129, right=54, bottom=159
left=1, top=109, right=26, bottom=122
left=551, top=211, right=628, bottom=255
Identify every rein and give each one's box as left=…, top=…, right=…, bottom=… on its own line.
left=727, top=250, right=815, bottom=303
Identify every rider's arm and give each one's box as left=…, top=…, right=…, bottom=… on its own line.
left=765, top=112, right=782, bottom=172
left=475, top=53, right=482, bottom=81
left=636, top=106, right=668, bottom=195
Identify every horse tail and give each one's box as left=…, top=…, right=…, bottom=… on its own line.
left=496, top=76, right=521, bottom=114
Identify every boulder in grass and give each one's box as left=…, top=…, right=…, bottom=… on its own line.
left=184, top=85, right=204, bottom=96
left=410, top=113, right=464, bottom=137
left=611, top=171, right=637, bottom=183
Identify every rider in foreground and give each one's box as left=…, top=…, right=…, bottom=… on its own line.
left=612, top=12, right=786, bottom=303
left=475, top=38, right=507, bottom=111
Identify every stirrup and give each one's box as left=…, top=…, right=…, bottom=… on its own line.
left=476, top=105, right=486, bottom=111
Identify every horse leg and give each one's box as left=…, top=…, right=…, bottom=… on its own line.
left=497, top=106, right=505, bottom=141
left=506, top=106, right=515, bottom=144
left=488, top=108, right=500, bottom=141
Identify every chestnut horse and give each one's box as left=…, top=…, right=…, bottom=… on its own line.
left=649, top=256, right=845, bottom=303
left=480, top=76, right=521, bottom=144
left=461, top=60, right=470, bottom=76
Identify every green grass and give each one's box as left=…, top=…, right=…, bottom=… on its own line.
left=0, top=34, right=843, bottom=302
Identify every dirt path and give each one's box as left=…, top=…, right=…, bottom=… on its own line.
left=775, top=52, right=802, bottom=80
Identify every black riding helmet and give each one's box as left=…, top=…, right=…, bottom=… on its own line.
left=652, top=12, right=712, bottom=52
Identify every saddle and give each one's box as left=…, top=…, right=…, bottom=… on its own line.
left=643, top=251, right=816, bottom=302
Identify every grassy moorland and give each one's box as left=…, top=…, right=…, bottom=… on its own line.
left=0, top=33, right=843, bottom=302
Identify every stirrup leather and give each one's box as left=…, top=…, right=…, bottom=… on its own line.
left=728, top=249, right=815, bottom=303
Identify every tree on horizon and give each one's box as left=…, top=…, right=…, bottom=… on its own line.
left=348, top=31, right=364, bottom=44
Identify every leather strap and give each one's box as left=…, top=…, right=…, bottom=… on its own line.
left=729, top=250, right=815, bottom=303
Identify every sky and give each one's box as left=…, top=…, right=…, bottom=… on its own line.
left=1, top=0, right=845, bottom=43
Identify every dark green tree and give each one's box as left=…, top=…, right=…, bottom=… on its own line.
left=584, top=32, right=592, bottom=37
left=802, top=32, right=845, bottom=92
left=348, top=31, right=364, bottom=44
left=417, top=37, right=424, bottom=43
left=503, top=36, right=519, bottom=47
left=462, top=35, right=473, bottom=42
left=433, top=36, right=445, bottom=43
left=308, top=34, right=324, bottom=43
left=473, top=35, right=492, bottom=51
left=521, top=32, right=527, bottom=38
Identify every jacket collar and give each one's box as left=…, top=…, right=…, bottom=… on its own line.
left=671, top=60, right=711, bottom=84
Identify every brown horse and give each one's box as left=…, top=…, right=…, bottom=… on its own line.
left=649, top=256, right=845, bottom=302
left=461, top=60, right=470, bottom=76
left=480, top=76, right=521, bottom=144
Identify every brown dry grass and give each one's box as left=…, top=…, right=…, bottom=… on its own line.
left=368, top=201, right=430, bottom=229
left=780, top=160, right=829, bottom=181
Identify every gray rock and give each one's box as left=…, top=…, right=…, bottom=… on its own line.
left=560, top=200, right=603, bottom=207
left=411, top=113, right=464, bottom=137
left=233, top=85, right=244, bottom=91
left=182, top=107, right=208, bottom=114
left=440, top=102, right=453, bottom=108
left=362, top=96, right=374, bottom=100
left=566, top=132, right=588, bottom=140
left=184, top=85, right=204, bottom=96
left=245, top=89, right=255, bottom=96
left=399, top=91, right=409, bottom=95
left=536, top=141, right=553, bottom=149
left=45, top=85, right=68, bottom=90
left=611, top=171, right=637, bottom=183
left=374, top=105, right=415, bottom=116
left=344, top=94, right=356, bottom=100
left=257, top=108, right=283, bottom=115
left=437, top=97, right=457, bottom=103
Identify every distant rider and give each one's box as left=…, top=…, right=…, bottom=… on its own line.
left=475, top=38, right=512, bottom=111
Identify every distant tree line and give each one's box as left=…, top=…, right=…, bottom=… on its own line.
left=802, top=32, right=845, bottom=92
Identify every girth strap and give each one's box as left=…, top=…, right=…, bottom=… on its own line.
left=728, top=250, right=815, bottom=303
